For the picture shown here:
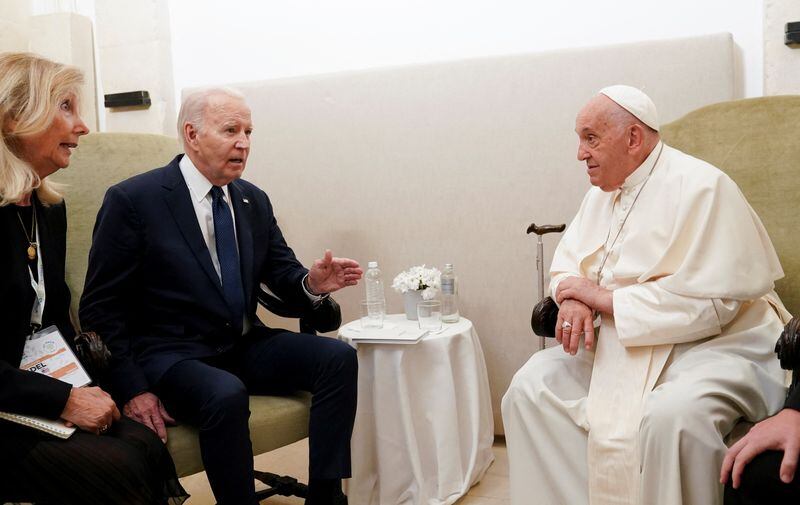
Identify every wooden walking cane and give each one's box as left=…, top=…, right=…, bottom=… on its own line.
left=527, top=223, right=565, bottom=350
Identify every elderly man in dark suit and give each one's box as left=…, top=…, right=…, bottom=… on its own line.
left=80, top=87, right=362, bottom=505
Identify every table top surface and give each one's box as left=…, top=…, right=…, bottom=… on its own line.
left=339, top=314, right=473, bottom=343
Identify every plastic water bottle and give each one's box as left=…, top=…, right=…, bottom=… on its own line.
left=365, top=261, right=386, bottom=318
left=441, top=263, right=459, bottom=323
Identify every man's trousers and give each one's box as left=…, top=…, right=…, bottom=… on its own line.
left=724, top=450, right=800, bottom=504
left=155, top=328, right=358, bottom=505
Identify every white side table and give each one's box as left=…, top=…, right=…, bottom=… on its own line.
left=339, top=314, right=495, bottom=505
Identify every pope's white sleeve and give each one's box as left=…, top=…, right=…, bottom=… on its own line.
left=612, top=281, right=741, bottom=347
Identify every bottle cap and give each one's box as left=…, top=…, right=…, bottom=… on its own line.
left=368, top=261, right=378, bottom=268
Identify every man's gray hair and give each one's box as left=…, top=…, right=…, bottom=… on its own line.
left=177, top=86, right=246, bottom=142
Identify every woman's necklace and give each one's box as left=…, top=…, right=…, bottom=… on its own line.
left=16, top=205, right=38, bottom=261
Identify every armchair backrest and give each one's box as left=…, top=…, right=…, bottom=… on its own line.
left=50, top=132, right=180, bottom=320
left=661, top=96, right=800, bottom=317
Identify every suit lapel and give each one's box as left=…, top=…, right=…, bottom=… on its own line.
left=161, top=158, right=226, bottom=300
left=229, top=181, right=254, bottom=309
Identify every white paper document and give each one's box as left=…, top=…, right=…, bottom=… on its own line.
left=348, top=326, right=429, bottom=345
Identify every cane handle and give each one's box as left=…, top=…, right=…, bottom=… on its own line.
left=527, top=223, right=566, bottom=235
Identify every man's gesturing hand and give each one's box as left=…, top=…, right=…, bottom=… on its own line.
left=720, top=408, right=800, bottom=488
left=307, top=249, right=363, bottom=294
left=556, top=299, right=596, bottom=355
left=123, top=392, right=176, bottom=443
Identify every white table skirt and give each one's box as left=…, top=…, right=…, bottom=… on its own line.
left=340, top=315, right=495, bottom=505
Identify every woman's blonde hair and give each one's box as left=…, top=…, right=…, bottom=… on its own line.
left=0, top=52, right=85, bottom=207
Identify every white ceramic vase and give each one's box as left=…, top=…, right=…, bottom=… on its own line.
left=403, top=290, right=424, bottom=320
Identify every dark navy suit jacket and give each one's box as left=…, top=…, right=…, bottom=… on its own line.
left=80, top=155, right=312, bottom=405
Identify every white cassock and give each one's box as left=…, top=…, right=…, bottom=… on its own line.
left=502, top=141, right=789, bottom=505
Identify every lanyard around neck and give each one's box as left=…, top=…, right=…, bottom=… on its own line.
left=28, top=223, right=45, bottom=338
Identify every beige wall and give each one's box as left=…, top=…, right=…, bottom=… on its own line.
left=0, top=0, right=33, bottom=52
left=0, top=2, right=99, bottom=131
left=29, top=13, right=99, bottom=131
left=0, top=0, right=176, bottom=135
left=212, top=34, right=738, bottom=434
left=764, top=0, right=800, bottom=94
left=95, top=0, right=176, bottom=135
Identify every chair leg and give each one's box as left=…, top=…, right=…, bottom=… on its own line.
left=253, top=471, right=308, bottom=500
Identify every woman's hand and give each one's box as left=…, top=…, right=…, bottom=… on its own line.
left=61, top=386, right=121, bottom=435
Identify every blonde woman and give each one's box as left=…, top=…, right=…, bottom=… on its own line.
left=0, top=52, right=187, bottom=504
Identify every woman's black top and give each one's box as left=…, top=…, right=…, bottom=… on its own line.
left=0, top=194, right=74, bottom=418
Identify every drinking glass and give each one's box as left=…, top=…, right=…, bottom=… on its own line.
left=417, top=300, right=442, bottom=331
left=360, top=300, right=385, bottom=329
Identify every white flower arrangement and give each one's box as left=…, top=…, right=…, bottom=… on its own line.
left=392, top=265, right=441, bottom=300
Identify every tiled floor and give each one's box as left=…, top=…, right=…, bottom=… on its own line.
left=179, top=437, right=510, bottom=504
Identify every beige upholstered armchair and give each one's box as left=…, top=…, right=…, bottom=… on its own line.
left=53, top=132, right=320, bottom=500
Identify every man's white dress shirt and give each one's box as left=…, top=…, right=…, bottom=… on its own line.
left=178, top=155, right=323, bottom=334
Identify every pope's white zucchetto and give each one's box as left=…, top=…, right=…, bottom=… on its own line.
left=599, top=85, right=659, bottom=131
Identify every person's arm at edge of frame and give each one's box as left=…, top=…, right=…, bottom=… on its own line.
left=720, top=384, right=800, bottom=488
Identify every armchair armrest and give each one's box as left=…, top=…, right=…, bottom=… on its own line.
left=257, top=284, right=342, bottom=335
left=73, top=331, right=111, bottom=385
left=531, top=296, right=559, bottom=339
left=776, top=317, right=800, bottom=397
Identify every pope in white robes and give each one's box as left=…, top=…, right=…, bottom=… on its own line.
left=502, top=85, right=788, bottom=505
